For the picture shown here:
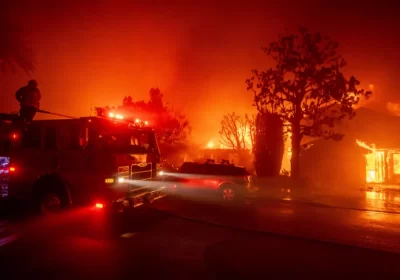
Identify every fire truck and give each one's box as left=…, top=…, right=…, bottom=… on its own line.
left=0, top=111, right=168, bottom=213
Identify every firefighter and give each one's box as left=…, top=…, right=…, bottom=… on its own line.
left=15, top=80, right=41, bottom=122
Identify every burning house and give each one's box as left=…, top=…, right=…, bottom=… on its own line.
left=359, top=141, right=400, bottom=186
left=300, top=107, right=400, bottom=188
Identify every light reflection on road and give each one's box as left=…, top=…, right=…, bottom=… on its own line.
left=365, top=189, right=400, bottom=213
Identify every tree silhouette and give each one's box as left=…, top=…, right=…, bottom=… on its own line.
left=97, top=88, right=191, bottom=146
left=246, top=27, right=372, bottom=178
left=0, top=16, right=36, bottom=76
left=219, top=112, right=255, bottom=151
left=253, top=113, right=284, bottom=177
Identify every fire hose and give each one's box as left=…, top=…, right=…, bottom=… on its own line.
left=37, top=109, right=77, bottom=119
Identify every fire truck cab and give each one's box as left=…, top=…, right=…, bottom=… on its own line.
left=0, top=114, right=167, bottom=213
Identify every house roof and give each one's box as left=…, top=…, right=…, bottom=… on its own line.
left=304, top=107, right=400, bottom=149
left=343, top=107, right=400, bottom=148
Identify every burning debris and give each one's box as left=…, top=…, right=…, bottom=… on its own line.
left=356, top=139, right=376, bottom=152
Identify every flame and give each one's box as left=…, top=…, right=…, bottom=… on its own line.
left=281, top=123, right=292, bottom=173
left=356, top=139, right=376, bottom=152
left=207, top=141, right=215, bottom=149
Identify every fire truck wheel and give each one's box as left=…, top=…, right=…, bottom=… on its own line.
left=33, top=179, right=70, bottom=214
left=39, top=193, right=63, bottom=213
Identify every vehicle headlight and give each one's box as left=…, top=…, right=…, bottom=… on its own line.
left=118, top=177, right=125, bottom=183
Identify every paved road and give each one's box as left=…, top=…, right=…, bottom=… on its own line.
left=1, top=192, right=400, bottom=279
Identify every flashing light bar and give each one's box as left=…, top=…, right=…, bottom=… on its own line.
left=108, top=112, right=124, bottom=120
left=96, top=109, right=149, bottom=127
left=130, top=118, right=149, bottom=127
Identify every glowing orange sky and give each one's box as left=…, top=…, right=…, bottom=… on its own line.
left=1, top=1, right=399, bottom=144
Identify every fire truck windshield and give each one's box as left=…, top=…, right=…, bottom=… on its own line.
left=95, top=129, right=156, bottom=154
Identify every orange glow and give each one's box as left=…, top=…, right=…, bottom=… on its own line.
left=135, top=118, right=140, bottom=123
left=287, top=147, right=292, bottom=157
left=1, top=3, right=390, bottom=149
left=206, top=140, right=230, bottom=149
left=109, top=112, right=115, bottom=118
left=144, top=121, right=149, bottom=126
left=95, top=203, right=104, bottom=209
left=9, top=167, right=16, bottom=172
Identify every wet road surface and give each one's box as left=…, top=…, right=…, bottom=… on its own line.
left=1, top=190, right=400, bottom=279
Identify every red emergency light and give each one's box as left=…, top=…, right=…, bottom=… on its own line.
left=108, top=112, right=124, bottom=120
left=132, top=118, right=149, bottom=127
left=95, top=203, right=104, bottom=209
left=9, top=167, right=16, bottom=172
left=95, top=108, right=149, bottom=127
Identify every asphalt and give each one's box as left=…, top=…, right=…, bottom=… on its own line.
left=1, top=190, right=400, bottom=279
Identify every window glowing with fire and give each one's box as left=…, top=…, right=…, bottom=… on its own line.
left=393, top=154, right=400, bottom=175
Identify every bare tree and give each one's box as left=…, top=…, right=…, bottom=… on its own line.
left=246, top=27, right=371, bottom=178
left=219, top=112, right=255, bottom=152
